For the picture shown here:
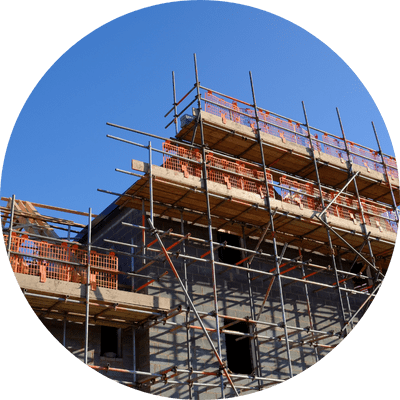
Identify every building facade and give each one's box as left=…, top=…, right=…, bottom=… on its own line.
left=2, top=65, right=398, bottom=398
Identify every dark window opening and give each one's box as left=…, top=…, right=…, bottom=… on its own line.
left=101, top=326, right=121, bottom=358
left=350, top=262, right=368, bottom=289
left=218, top=232, right=241, bottom=265
left=224, top=319, right=253, bottom=375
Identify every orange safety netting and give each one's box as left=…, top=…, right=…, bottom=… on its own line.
left=206, top=154, right=274, bottom=198
left=328, top=194, right=359, bottom=221
left=162, top=141, right=274, bottom=198
left=280, top=176, right=316, bottom=210
left=204, top=92, right=243, bottom=124
left=162, top=141, right=397, bottom=234
left=202, top=92, right=398, bottom=179
left=280, top=175, right=397, bottom=233
left=361, top=200, right=396, bottom=233
left=322, top=134, right=348, bottom=162
left=163, top=141, right=202, bottom=178
left=5, top=233, right=118, bottom=290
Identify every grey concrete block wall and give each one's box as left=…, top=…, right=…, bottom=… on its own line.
left=40, top=317, right=150, bottom=387
left=125, top=214, right=366, bottom=397
left=39, top=207, right=368, bottom=398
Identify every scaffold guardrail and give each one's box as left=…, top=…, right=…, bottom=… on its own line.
left=161, top=141, right=396, bottom=234
left=5, top=233, right=118, bottom=289
left=162, top=141, right=274, bottom=198
left=199, top=91, right=398, bottom=180
left=280, top=176, right=397, bottom=233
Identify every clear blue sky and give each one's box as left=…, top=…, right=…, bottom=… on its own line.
left=0, top=1, right=395, bottom=223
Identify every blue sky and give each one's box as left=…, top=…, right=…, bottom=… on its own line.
left=0, top=1, right=395, bottom=224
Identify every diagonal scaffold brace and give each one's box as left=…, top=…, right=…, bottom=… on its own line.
left=316, top=171, right=360, bottom=218
left=314, top=215, right=384, bottom=280
left=147, top=218, right=239, bottom=397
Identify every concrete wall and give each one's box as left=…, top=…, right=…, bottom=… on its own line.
left=40, top=317, right=149, bottom=386
left=85, top=209, right=367, bottom=398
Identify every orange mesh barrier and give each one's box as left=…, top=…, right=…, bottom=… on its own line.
left=322, top=134, right=348, bottom=162
left=204, top=92, right=242, bottom=123
left=313, top=189, right=333, bottom=215
left=5, top=234, right=118, bottom=289
left=361, top=200, right=396, bottom=233
left=249, top=170, right=275, bottom=198
left=202, top=92, right=398, bottom=179
left=163, top=141, right=202, bottom=178
left=329, top=194, right=359, bottom=221
left=281, top=176, right=361, bottom=221
left=162, top=140, right=396, bottom=233
left=206, top=154, right=274, bottom=198
left=280, top=177, right=316, bottom=210
left=280, top=175, right=396, bottom=233
left=162, top=142, right=275, bottom=199
left=348, top=143, right=380, bottom=162
left=384, top=155, right=397, bottom=168
left=205, top=153, right=274, bottom=198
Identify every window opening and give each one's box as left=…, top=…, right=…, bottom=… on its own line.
left=101, top=326, right=121, bottom=358
left=218, top=232, right=241, bottom=265
left=224, top=319, right=253, bottom=375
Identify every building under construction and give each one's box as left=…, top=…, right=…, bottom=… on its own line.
left=2, top=57, right=398, bottom=398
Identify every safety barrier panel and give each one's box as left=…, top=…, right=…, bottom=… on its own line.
left=163, top=135, right=397, bottom=233
left=162, top=142, right=274, bottom=199
left=328, top=194, right=359, bottom=223
left=202, top=91, right=398, bottom=180
left=163, top=142, right=396, bottom=233
left=204, top=91, right=310, bottom=148
left=361, top=200, right=397, bottom=233
left=163, top=141, right=202, bottom=178
left=206, top=154, right=274, bottom=198
left=321, top=134, right=348, bottom=162
left=279, top=176, right=397, bottom=233
left=203, top=92, right=245, bottom=125
left=280, top=176, right=317, bottom=210
left=5, top=233, right=118, bottom=289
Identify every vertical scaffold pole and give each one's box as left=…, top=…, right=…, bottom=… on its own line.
left=132, top=325, right=137, bottom=386
left=371, top=121, right=399, bottom=223
left=63, top=315, right=67, bottom=347
left=172, top=71, right=179, bottom=136
left=336, top=109, right=376, bottom=284
left=302, top=102, right=347, bottom=334
left=336, top=249, right=354, bottom=330
left=193, top=53, right=226, bottom=398
left=131, top=237, right=135, bottom=291
left=249, top=72, right=293, bottom=378
left=6, top=194, right=16, bottom=257
left=148, top=141, right=154, bottom=225
left=241, top=226, right=263, bottom=389
left=181, top=212, right=193, bottom=400
left=147, top=217, right=239, bottom=396
left=299, top=249, right=319, bottom=362
left=84, top=207, right=92, bottom=364
left=142, top=199, right=147, bottom=269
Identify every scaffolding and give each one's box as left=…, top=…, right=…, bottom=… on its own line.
left=2, top=55, right=398, bottom=398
